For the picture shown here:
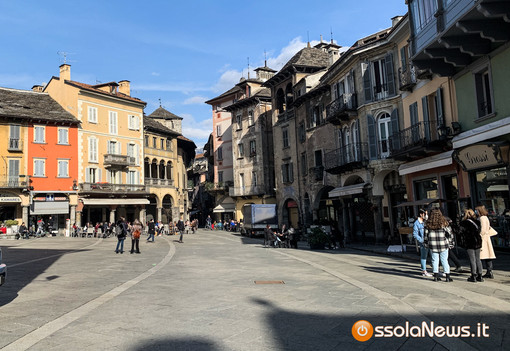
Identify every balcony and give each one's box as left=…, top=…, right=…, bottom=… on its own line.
left=80, top=182, right=148, bottom=194
left=8, top=138, right=23, bottom=152
left=326, top=93, right=357, bottom=125
left=324, top=142, right=368, bottom=174
left=145, top=178, right=175, bottom=187
left=104, top=154, right=136, bottom=168
left=277, top=109, right=295, bottom=123
left=0, top=176, right=28, bottom=189
left=205, top=181, right=233, bottom=194
left=398, top=65, right=417, bottom=91
left=410, top=0, right=510, bottom=76
left=229, top=185, right=269, bottom=197
left=389, top=120, right=449, bottom=161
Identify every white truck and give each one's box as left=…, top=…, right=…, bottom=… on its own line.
left=241, top=204, right=278, bottom=237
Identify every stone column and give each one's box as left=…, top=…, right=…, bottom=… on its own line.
left=157, top=207, right=162, bottom=222
left=110, top=208, right=116, bottom=223
left=140, top=208, right=146, bottom=225
left=70, top=205, right=76, bottom=225
left=76, top=211, right=82, bottom=228
left=372, top=195, right=384, bottom=243
left=22, top=205, right=29, bottom=227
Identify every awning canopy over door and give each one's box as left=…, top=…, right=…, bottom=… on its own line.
left=81, top=198, right=150, bottom=205
left=329, top=183, right=369, bottom=198
left=31, top=201, right=69, bottom=215
left=398, top=151, right=453, bottom=176
left=213, top=204, right=235, bottom=213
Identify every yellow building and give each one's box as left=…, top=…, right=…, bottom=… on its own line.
left=144, top=107, right=195, bottom=224
left=44, top=64, right=148, bottom=225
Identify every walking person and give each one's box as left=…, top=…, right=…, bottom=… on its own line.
left=206, top=215, right=212, bottom=230
left=263, top=224, right=272, bottom=248
left=147, top=218, right=156, bottom=242
left=177, top=216, right=185, bottom=243
left=36, top=218, right=45, bottom=237
left=115, top=217, right=127, bottom=254
left=130, top=219, right=142, bottom=254
left=475, top=205, right=497, bottom=279
left=424, top=208, right=453, bottom=282
left=458, top=209, right=484, bottom=282
left=413, top=209, right=432, bottom=277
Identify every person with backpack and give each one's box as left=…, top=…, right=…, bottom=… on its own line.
left=177, top=216, right=185, bottom=243
left=115, top=217, right=127, bottom=254
left=130, top=219, right=142, bottom=254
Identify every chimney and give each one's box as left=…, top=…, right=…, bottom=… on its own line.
left=32, top=85, right=44, bottom=93
left=59, top=64, right=71, bottom=81
left=118, top=80, right=130, bottom=96
left=391, top=16, right=403, bottom=27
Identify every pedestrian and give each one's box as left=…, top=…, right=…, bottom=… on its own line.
left=72, top=222, right=78, bottom=237
left=177, top=216, right=185, bottom=243
left=424, top=208, right=453, bottom=282
left=19, top=222, right=28, bottom=239
left=157, top=221, right=164, bottom=236
left=413, top=209, right=432, bottom=277
left=115, top=217, right=127, bottom=254
left=147, top=218, right=155, bottom=242
left=445, top=217, right=464, bottom=272
left=263, top=224, right=272, bottom=248
left=458, top=209, right=484, bottom=282
left=36, top=217, right=45, bottom=237
left=130, top=219, right=142, bottom=254
left=475, top=205, right=496, bottom=279
left=206, top=215, right=212, bottom=230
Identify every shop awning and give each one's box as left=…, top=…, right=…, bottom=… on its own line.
left=394, top=198, right=444, bottom=208
left=329, top=183, right=369, bottom=198
left=398, top=151, right=454, bottom=176
left=31, top=201, right=69, bottom=215
left=453, top=115, right=510, bottom=149
left=81, top=198, right=150, bottom=205
left=487, top=185, right=509, bottom=192
left=213, top=204, right=235, bottom=213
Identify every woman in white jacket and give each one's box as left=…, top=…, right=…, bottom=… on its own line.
left=475, top=205, right=496, bottom=279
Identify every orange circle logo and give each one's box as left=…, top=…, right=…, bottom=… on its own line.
left=352, top=320, right=373, bottom=342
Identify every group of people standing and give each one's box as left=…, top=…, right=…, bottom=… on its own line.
left=413, top=205, right=496, bottom=282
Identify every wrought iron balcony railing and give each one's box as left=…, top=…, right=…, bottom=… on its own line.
left=80, top=182, right=148, bottom=193
left=104, top=154, right=136, bottom=167
left=326, top=93, right=357, bottom=124
left=324, top=142, right=368, bottom=173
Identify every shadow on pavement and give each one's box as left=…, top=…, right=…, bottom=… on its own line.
left=0, top=246, right=88, bottom=307
left=130, top=338, right=219, bottom=351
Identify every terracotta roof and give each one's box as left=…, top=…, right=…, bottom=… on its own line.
left=143, top=115, right=179, bottom=136
left=205, top=86, right=242, bottom=104
left=147, top=106, right=182, bottom=120
left=65, top=80, right=146, bottom=105
left=0, top=87, right=79, bottom=124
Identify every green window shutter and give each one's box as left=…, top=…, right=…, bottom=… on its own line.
left=390, top=109, right=400, bottom=151
left=436, top=87, right=444, bottom=126
left=385, top=53, right=395, bottom=96
left=422, top=96, right=430, bottom=141
left=367, top=114, right=377, bottom=160
left=362, top=62, right=372, bottom=102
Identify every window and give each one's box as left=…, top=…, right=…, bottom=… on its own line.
left=239, top=173, right=244, bottom=188
left=107, top=169, right=120, bottom=184
left=57, top=160, right=69, bottom=177
left=301, top=152, right=307, bottom=176
left=216, top=124, right=222, bottom=137
left=8, top=159, right=19, bottom=186
left=128, top=170, right=138, bottom=185
left=252, top=171, right=257, bottom=186
left=107, top=140, right=118, bottom=154
left=248, top=110, right=254, bottom=126
left=283, top=128, right=289, bottom=148
left=282, top=162, right=294, bottom=183
left=166, top=139, right=171, bottom=150
left=34, top=125, right=45, bottom=143
left=474, top=66, right=494, bottom=118
left=57, top=127, right=69, bottom=144
left=9, top=125, right=21, bottom=150
left=160, top=138, right=165, bottom=149
left=238, top=143, right=244, bottom=158
left=152, top=137, right=157, bottom=148
left=299, top=122, right=305, bottom=143
left=86, top=167, right=100, bottom=183
left=218, top=171, right=223, bottom=183
left=89, top=137, right=98, bottom=162
left=88, top=106, right=98, bottom=123
left=217, top=146, right=223, bottom=160
left=109, top=111, right=118, bottom=134
left=128, top=115, right=140, bottom=130
left=33, top=158, right=45, bottom=177
left=249, top=140, right=256, bottom=156
left=410, top=0, right=438, bottom=33
left=378, top=113, right=391, bottom=158
left=236, top=113, right=242, bottom=130
left=127, top=143, right=138, bottom=164
left=314, top=150, right=323, bottom=167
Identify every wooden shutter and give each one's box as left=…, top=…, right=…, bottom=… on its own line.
left=390, top=109, right=401, bottom=151
left=385, top=53, right=395, bottom=96
left=422, top=96, right=430, bottom=141
left=436, top=87, right=444, bottom=126
left=367, top=114, right=377, bottom=160
left=289, top=163, right=294, bottom=183
left=362, top=62, right=372, bottom=102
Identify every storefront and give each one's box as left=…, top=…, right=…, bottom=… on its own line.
left=453, top=143, right=510, bottom=248
left=30, top=193, right=70, bottom=233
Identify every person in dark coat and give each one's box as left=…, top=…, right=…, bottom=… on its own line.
left=115, top=217, right=127, bottom=254
left=458, top=209, right=483, bottom=282
left=147, top=219, right=156, bottom=242
left=177, top=217, right=185, bottom=243
left=263, top=224, right=273, bottom=248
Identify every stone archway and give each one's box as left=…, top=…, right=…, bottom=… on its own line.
left=162, top=194, right=174, bottom=224
left=313, top=186, right=336, bottom=225
left=282, top=198, right=299, bottom=229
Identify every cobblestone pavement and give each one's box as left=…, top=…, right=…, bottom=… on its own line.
left=1, top=230, right=509, bottom=350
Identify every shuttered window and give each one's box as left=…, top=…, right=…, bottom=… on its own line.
left=34, top=126, right=45, bottom=143
left=34, top=159, right=45, bottom=177
left=89, top=137, right=98, bottom=162
left=58, top=128, right=69, bottom=144
left=58, top=160, right=69, bottom=177
left=109, top=111, right=118, bottom=134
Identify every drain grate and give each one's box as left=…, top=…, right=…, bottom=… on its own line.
left=254, top=280, right=285, bottom=284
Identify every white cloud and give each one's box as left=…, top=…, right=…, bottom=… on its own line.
left=212, top=69, right=242, bottom=93
left=181, top=115, right=212, bottom=146
left=183, top=96, right=208, bottom=105
left=151, top=72, right=160, bottom=76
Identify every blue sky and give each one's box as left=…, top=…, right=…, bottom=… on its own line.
left=0, top=1, right=407, bottom=149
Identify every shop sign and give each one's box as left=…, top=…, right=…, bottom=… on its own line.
left=453, top=144, right=504, bottom=171
left=0, top=197, right=21, bottom=203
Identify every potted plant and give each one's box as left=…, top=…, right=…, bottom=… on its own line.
left=307, top=226, right=330, bottom=250
left=5, top=220, right=19, bottom=235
